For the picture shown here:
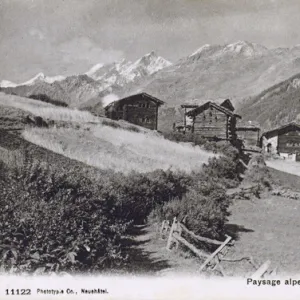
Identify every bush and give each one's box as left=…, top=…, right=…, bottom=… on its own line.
left=0, top=160, right=128, bottom=274
left=242, top=154, right=273, bottom=191
left=127, top=125, right=140, bottom=133
left=150, top=182, right=230, bottom=240
left=28, top=94, right=68, bottom=107
left=102, top=120, right=121, bottom=129
left=148, top=147, right=240, bottom=240
left=101, top=170, right=191, bottom=224
left=162, top=131, right=207, bottom=145
left=0, top=154, right=192, bottom=273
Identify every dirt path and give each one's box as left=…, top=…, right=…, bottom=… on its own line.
left=266, top=160, right=300, bottom=177
left=119, top=224, right=201, bottom=276
left=119, top=224, right=256, bottom=277
left=120, top=193, right=300, bottom=277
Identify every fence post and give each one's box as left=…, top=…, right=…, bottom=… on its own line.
left=199, top=235, right=232, bottom=272
left=251, top=260, right=271, bottom=279
left=160, top=220, right=166, bottom=235
left=166, top=217, right=177, bottom=251
left=175, top=222, right=182, bottom=250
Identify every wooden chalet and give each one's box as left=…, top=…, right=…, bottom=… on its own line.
left=184, top=99, right=241, bottom=141
left=236, top=121, right=261, bottom=148
left=104, top=92, right=164, bottom=130
left=260, top=122, right=300, bottom=161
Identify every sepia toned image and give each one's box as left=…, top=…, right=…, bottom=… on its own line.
left=0, top=0, right=300, bottom=299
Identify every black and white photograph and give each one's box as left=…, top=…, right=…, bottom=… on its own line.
left=0, top=0, right=300, bottom=299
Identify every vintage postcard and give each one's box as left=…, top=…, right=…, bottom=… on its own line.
left=0, top=0, right=300, bottom=299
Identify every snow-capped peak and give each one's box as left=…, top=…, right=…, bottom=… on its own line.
left=22, top=72, right=46, bottom=85
left=0, top=72, right=65, bottom=88
left=44, top=75, right=66, bottom=84
left=132, top=51, right=172, bottom=73
left=120, top=51, right=172, bottom=81
left=0, top=80, right=18, bottom=88
left=85, top=63, right=104, bottom=77
left=189, top=41, right=269, bottom=61
left=222, top=41, right=268, bottom=57
left=190, top=44, right=212, bottom=57
left=22, top=72, right=66, bottom=85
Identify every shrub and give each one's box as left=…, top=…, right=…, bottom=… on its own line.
left=100, top=170, right=192, bottom=224
left=150, top=182, right=230, bottom=240
left=242, top=154, right=273, bottom=191
left=148, top=149, right=240, bottom=240
left=28, top=94, right=68, bottom=107
left=127, top=125, right=140, bottom=133
left=102, top=120, right=121, bottom=129
left=162, top=131, right=207, bottom=145
left=0, top=159, right=128, bottom=274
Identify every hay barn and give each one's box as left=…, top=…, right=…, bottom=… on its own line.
left=184, top=99, right=241, bottom=141
left=260, top=122, right=300, bottom=161
left=236, top=121, right=261, bottom=148
left=104, top=93, right=164, bottom=130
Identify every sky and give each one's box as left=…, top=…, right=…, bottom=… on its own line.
left=0, top=0, right=300, bottom=82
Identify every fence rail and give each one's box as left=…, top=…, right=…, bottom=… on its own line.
left=160, top=217, right=274, bottom=278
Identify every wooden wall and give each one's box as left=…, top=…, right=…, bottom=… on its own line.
left=105, top=95, right=159, bottom=130
left=192, top=105, right=229, bottom=140
left=278, top=130, right=300, bottom=153
left=237, top=130, right=260, bottom=147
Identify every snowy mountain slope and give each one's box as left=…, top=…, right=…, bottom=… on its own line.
left=0, top=73, right=65, bottom=88
left=85, top=52, right=172, bottom=86
left=0, top=52, right=172, bottom=108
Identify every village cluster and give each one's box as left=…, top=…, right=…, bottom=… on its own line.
left=104, top=92, right=300, bottom=161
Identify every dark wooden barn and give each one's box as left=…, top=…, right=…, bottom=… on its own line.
left=185, top=100, right=241, bottom=141
left=236, top=121, right=261, bottom=148
left=260, top=122, right=300, bottom=161
left=104, top=93, right=164, bottom=130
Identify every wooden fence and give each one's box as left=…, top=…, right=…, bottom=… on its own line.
left=160, top=217, right=275, bottom=278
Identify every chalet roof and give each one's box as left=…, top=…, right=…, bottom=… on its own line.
left=236, top=126, right=260, bottom=132
left=261, top=122, right=300, bottom=139
left=185, top=101, right=241, bottom=119
left=180, top=99, right=234, bottom=111
left=236, top=122, right=261, bottom=131
left=180, top=104, right=199, bottom=109
left=104, top=92, right=164, bottom=110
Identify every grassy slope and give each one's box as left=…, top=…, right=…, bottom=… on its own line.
left=228, top=195, right=300, bottom=275
left=267, top=166, right=300, bottom=192
left=0, top=128, right=108, bottom=183
left=0, top=92, right=214, bottom=174
left=266, top=160, right=300, bottom=178
left=22, top=126, right=214, bottom=174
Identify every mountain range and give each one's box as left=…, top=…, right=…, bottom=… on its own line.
left=238, top=72, right=300, bottom=131
left=0, top=51, right=171, bottom=108
left=1, top=41, right=300, bottom=131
